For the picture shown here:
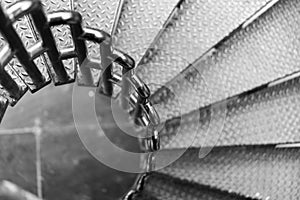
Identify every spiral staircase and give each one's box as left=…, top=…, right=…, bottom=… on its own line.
left=0, top=0, right=299, bottom=199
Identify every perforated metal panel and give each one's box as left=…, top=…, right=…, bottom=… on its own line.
left=150, top=0, right=300, bottom=121
left=159, top=76, right=300, bottom=149
left=159, top=146, right=300, bottom=200
left=135, top=173, right=257, bottom=200
left=113, top=0, right=180, bottom=63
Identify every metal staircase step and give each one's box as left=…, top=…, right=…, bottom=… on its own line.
left=0, top=0, right=50, bottom=92
left=74, top=0, right=121, bottom=35
left=134, top=173, right=258, bottom=200
left=159, top=75, right=300, bottom=149
left=150, top=0, right=300, bottom=121
left=137, top=0, right=271, bottom=93
left=113, top=0, right=181, bottom=63
left=159, top=146, right=300, bottom=200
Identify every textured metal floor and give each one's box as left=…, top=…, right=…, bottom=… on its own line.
left=151, top=0, right=300, bottom=121
left=0, top=0, right=299, bottom=199
left=137, top=0, right=271, bottom=93
left=159, top=146, right=300, bottom=200
left=133, top=173, right=258, bottom=200
left=159, top=76, right=300, bottom=149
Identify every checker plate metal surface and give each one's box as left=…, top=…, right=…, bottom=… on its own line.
left=137, top=0, right=270, bottom=92
left=113, top=0, right=180, bottom=63
left=41, top=0, right=76, bottom=83
left=75, top=0, right=120, bottom=33
left=0, top=53, right=28, bottom=105
left=74, top=0, right=121, bottom=86
left=0, top=0, right=51, bottom=92
left=150, top=0, right=300, bottom=121
left=159, top=76, right=300, bottom=149
left=31, top=0, right=122, bottom=86
left=159, top=147, right=300, bottom=200
left=135, top=173, right=256, bottom=200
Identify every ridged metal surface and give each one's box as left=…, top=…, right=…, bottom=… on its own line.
left=41, top=0, right=76, bottom=83
left=151, top=0, right=300, bottom=121
left=0, top=0, right=51, bottom=91
left=74, top=0, right=121, bottom=58
left=75, top=0, right=120, bottom=33
left=159, top=146, right=300, bottom=200
left=137, top=0, right=270, bottom=93
left=113, top=0, right=180, bottom=63
left=12, top=18, right=51, bottom=91
left=135, top=173, right=257, bottom=200
left=74, top=0, right=121, bottom=86
left=42, top=0, right=120, bottom=86
left=0, top=59, right=28, bottom=105
left=159, top=76, right=300, bottom=149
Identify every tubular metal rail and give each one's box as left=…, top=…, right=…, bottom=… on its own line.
left=0, top=0, right=299, bottom=199
left=121, top=0, right=300, bottom=199
left=0, top=0, right=159, bottom=151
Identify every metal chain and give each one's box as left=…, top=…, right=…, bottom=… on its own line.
left=122, top=153, right=155, bottom=200
left=0, top=0, right=160, bottom=153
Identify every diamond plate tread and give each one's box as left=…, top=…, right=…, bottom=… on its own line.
left=159, top=76, right=300, bottom=149
left=75, top=0, right=120, bottom=33
left=42, top=0, right=73, bottom=50
left=113, top=0, right=180, bottom=63
left=150, top=0, right=300, bottom=121
left=0, top=65, right=28, bottom=105
left=74, top=0, right=121, bottom=86
left=159, top=146, right=300, bottom=200
left=136, top=173, right=257, bottom=200
left=0, top=36, right=28, bottom=105
left=75, top=0, right=120, bottom=43
left=137, top=0, right=270, bottom=93
left=0, top=0, right=51, bottom=91
left=12, top=18, right=51, bottom=91
left=40, top=0, right=76, bottom=82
